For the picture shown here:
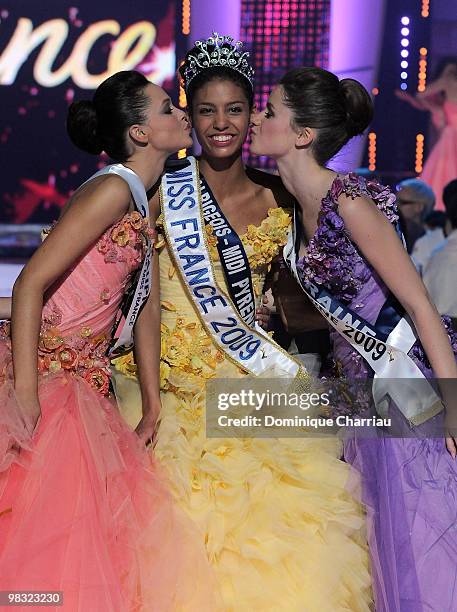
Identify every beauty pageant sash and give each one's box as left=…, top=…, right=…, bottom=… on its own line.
left=199, top=175, right=256, bottom=326
left=283, top=206, right=443, bottom=425
left=81, top=164, right=153, bottom=356
left=160, top=156, right=306, bottom=379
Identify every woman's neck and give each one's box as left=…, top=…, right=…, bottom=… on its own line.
left=276, top=153, right=337, bottom=215
left=198, top=153, right=249, bottom=200
left=123, top=153, right=168, bottom=191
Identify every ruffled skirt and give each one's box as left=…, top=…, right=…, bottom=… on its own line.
left=345, top=408, right=457, bottom=612
left=421, top=125, right=457, bottom=210
left=0, top=342, right=221, bottom=611
left=115, top=370, right=373, bottom=612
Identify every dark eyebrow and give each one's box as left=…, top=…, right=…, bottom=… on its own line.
left=161, top=98, right=171, bottom=109
left=196, top=100, right=247, bottom=107
left=267, top=101, right=275, bottom=110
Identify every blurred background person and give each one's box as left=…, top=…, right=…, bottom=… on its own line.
left=396, top=178, right=436, bottom=252
left=412, top=209, right=447, bottom=275
left=396, top=58, right=457, bottom=211
left=423, top=179, right=457, bottom=323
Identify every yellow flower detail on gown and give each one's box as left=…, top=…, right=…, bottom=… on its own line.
left=113, top=207, right=372, bottom=611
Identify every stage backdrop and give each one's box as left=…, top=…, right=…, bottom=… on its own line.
left=241, top=0, right=331, bottom=169
left=0, top=0, right=185, bottom=254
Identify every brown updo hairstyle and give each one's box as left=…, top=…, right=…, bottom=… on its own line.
left=66, top=70, right=151, bottom=162
left=279, top=67, right=374, bottom=165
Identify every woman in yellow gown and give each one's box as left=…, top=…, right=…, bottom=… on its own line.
left=114, top=34, right=372, bottom=611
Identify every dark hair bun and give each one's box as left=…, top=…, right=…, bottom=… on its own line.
left=66, top=100, right=103, bottom=155
left=280, top=67, right=373, bottom=165
left=339, top=78, right=373, bottom=137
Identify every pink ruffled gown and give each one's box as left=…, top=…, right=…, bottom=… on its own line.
left=0, top=211, right=220, bottom=611
left=421, top=100, right=457, bottom=210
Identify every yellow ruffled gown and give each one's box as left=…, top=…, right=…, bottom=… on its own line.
left=114, top=208, right=372, bottom=611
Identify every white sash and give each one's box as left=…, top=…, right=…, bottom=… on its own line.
left=81, top=164, right=153, bottom=355
left=283, top=210, right=443, bottom=425
left=160, top=157, right=307, bottom=380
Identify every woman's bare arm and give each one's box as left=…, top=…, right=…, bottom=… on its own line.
left=339, top=195, right=457, bottom=454
left=12, top=175, right=131, bottom=432
left=339, top=195, right=457, bottom=378
left=133, top=249, right=161, bottom=444
left=416, top=74, right=449, bottom=100
left=0, top=297, right=11, bottom=320
left=395, top=89, right=432, bottom=111
left=132, top=191, right=162, bottom=444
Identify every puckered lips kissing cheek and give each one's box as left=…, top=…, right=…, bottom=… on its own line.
left=249, top=126, right=262, bottom=154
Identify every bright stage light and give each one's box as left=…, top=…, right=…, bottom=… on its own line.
left=418, top=47, right=428, bottom=92
left=401, top=16, right=410, bottom=25
left=182, top=0, right=190, bottom=35
left=368, top=132, right=377, bottom=172
left=421, top=0, right=430, bottom=18
left=400, top=18, right=410, bottom=88
left=415, top=134, right=424, bottom=173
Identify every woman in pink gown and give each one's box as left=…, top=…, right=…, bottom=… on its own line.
left=0, top=71, right=220, bottom=611
left=397, top=58, right=457, bottom=210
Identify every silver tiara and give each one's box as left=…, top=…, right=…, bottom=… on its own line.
left=180, top=32, right=255, bottom=91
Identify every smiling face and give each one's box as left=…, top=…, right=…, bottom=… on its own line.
left=135, top=83, right=192, bottom=155
left=190, top=78, right=251, bottom=159
left=249, top=86, right=299, bottom=160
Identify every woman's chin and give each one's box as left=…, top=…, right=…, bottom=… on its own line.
left=249, top=137, right=265, bottom=156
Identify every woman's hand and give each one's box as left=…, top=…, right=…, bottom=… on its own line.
left=446, top=437, right=457, bottom=459
left=443, top=383, right=457, bottom=459
left=256, top=291, right=275, bottom=330
left=15, top=391, right=42, bottom=437
left=135, top=403, right=161, bottom=446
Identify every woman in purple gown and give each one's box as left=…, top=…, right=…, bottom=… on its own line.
left=250, top=67, right=457, bottom=611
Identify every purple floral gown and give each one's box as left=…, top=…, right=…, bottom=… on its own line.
left=298, top=173, right=457, bottom=612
